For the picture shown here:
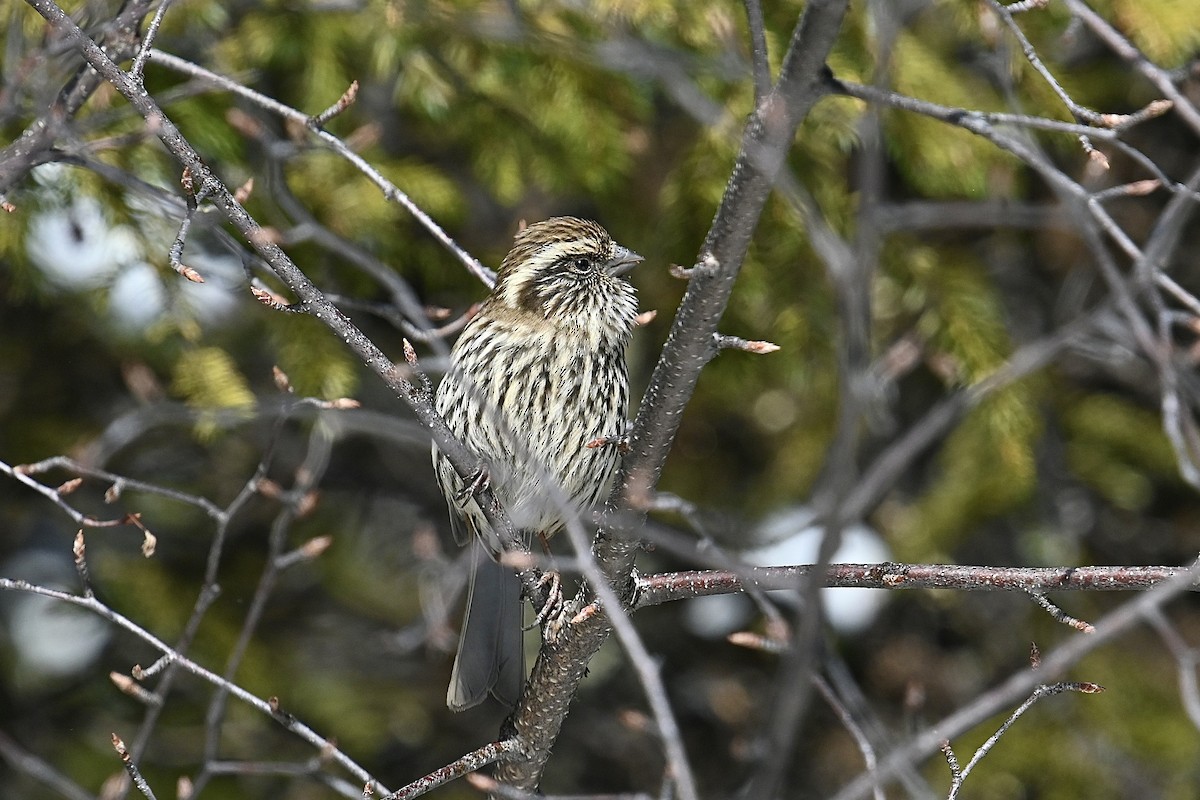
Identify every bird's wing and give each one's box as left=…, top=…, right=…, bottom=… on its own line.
left=446, top=500, right=471, bottom=546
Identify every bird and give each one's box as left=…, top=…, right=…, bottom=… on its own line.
left=432, top=216, right=642, bottom=711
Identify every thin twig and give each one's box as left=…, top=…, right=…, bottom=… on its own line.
left=830, top=557, right=1200, bottom=800
left=1023, top=589, right=1096, bottom=633
left=378, top=739, right=521, bottom=800
left=741, top=0, right=771, bottom=101
left=144, top=49, right=494, bottom=287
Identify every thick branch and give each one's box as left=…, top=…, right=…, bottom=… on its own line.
left=603, top=0, right=850, bottom=582
left=495, top=1, right=851, bottom=791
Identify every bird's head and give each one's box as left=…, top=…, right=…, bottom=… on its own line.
left=491, top=217, right=641, bottom=331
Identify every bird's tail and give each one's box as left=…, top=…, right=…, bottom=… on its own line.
left=447, top=541, right=525, bottom=711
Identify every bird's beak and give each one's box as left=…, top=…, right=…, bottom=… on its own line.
left=604, top=246, right=643, bottom=277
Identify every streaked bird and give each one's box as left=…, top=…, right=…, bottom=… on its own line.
left=433, top=217, right=641, bottom=710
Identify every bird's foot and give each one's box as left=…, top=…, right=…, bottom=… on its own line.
left=454, top=464, right=490, bottom=503
left=530, top=570, right=566, bottom=641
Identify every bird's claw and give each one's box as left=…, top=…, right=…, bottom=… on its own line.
left=454, top=465, right=490, bottom=503
left=530, top=571, right=566, bottom=641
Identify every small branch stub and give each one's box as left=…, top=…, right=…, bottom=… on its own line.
left=57, top=477, right=83, bottom=495
left=728, top=630, right=786, bottom=653
left=400, top=337, right=434, bottom=396
left=295, top=490, right=319, bottom=518
left=1100, top=98, right=1173, bottom=129
left=713, top=333, right=781, bottom=354
left=1025, top=589, right=1095, bottom=632
left=272, top=365, right=293, bottom=393
left=233, top=177, right=255, bottom=204
left=941, top=739, right=961, bottom=779
left=320, top=397, right=362, bottom=410
left=1083, top=140, right=1110, bottom=171
left=177, top=264, right=205, bottom=283
left=669, top=263, right=695, bottom=279
left=669, top=252, right=720, bottom=280
left=635, top=309, right=658, bottom=326
left=251, top=285, right=298, bottom=312
left=130, top=655, right=169, bottom=681
left=1124, top=179, right=1162, bottom=196
left=110, top=671, right=161, bottom=706
left=120, top=513, right=157, bottom=558
left=73, top=530, right=95, bottom=598
left=112, top=732, right=158, bottom=800
left=309, top=80, right=360, bottom=127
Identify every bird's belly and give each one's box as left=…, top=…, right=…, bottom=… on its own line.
left=488, top=344, right=627, bottom=533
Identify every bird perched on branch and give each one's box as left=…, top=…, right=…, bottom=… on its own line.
left=432, top=216, right=642, bottom=711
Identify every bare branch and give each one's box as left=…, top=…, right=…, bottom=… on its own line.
left=144, top=50, right=494, bottom=288
left=830, top=557, right=1200, bottom=800
left=495, top=4, right=851, bottom=790
left=634, top=563, right=1196, bottom=607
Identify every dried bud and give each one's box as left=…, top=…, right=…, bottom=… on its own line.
left=617, top=708, right=653, bottom=732
left=295, top=490, right=319, bottom=518
left=110, top=671, right=136, bottom=694
left=57, top=477, right=83, bottom=495
left=251, top=286, right=290, bottom=310
left=1124, top=179, right=1160, bottom=196
left=234, top=177, right=255, bottom=204
left=178, top=264, right=205, bottom=283
left=272, top=366, right=293, bottom=393
left=1087, top=148, right=1110, bottom=170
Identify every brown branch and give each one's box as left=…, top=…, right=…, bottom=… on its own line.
left=493, top=2, right=851, bottom=792
left=378, top=740, right=520, bottom=800
left=634, top=563, right=1196, bottom=607
left=829, top=557, right=1200, bottom=800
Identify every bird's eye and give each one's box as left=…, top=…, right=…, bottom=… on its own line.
left=571, top=257, right=591, bottom=272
